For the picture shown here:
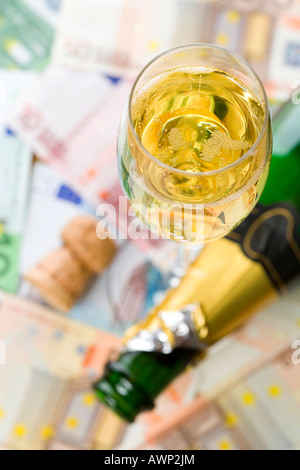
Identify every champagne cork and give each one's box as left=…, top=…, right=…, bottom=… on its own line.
left=62, top=215, right=117, bottom=273
left=26, top=247, right=92, bottom=312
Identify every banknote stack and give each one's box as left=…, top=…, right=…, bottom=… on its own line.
left=0, top=0, right=299, bottom=451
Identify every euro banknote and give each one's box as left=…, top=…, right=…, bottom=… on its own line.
left=7, top=67, right=175, bottom=265
left=0, top=0, right=55, bottom=70
left=52, top=0, right=300, bottom=100
left=0, top=286, right=298, bottom=450
left=0, top=70, right=35, bottom=293
left=0, top=131, right=32, bottom=293
left=0, top=292, right=122, bottom=450
left=19, top=163, right=168, bottom=335
left=7, top=68, right=126, bottom=230
left=23, top=0, right=61, bottom=27
left=0, top=70, right=36, bottom=130
left=134, top=285, right=300, bottom=451
left=7, top=68, right=126, bottom=204
left=0, top=293, right=198, bottom=450
left=139, top=346, right=300, bottom=450
left=19, top=162, right=95, bottom=277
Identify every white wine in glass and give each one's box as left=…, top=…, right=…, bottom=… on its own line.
left=119, top=44, right=272, bottom=246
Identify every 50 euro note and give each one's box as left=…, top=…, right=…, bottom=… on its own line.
left=0, top=289, right=298, bottom=450
left=52, top=0, right=300, bottom=100
left=0, top=292, right=123, bottom=450
left=0, top=293, right=198, bottom=450
left=123, top=284, right=300, bottom=451
left=137, top=345, right=300, bottom=450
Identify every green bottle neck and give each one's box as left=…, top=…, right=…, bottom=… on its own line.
left=94, top=349, right=198, bottom=422
left=260, top=101, right=300, bottom=212
left=94, top=102, right=300, bottom=423
left=260, top=143, right=300, bottom=210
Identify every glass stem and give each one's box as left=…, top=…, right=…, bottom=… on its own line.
left=169, top=244, right=203, bottom=287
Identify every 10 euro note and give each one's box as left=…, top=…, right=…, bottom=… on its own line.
left=0, top=131, right=32, bottom=292
left=7, top=67, right=174, bottom=268
left=7, top=67, right=129, bottom=206
left=6, top=67, right=133, bottom=238
left=0, top=0, right=55, bottom=70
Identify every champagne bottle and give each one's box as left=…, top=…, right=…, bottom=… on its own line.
left=94, top=100, right=300, bottom=422
left=260, top=100, right=300, bottom=210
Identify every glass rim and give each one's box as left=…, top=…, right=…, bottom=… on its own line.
left=128, top=43, right=270, bottom=178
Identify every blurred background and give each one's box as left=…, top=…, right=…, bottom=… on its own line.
left=0, top=0, right=299, bottom=451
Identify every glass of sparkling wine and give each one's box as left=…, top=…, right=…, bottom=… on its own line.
left=118, top=44, right=272, bottom=275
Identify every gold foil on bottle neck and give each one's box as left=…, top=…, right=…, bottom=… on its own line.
left=124, top=238, right=277, bottom=353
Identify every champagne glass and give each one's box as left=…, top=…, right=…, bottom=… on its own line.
left=118, top=44, right=272, bottom=278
